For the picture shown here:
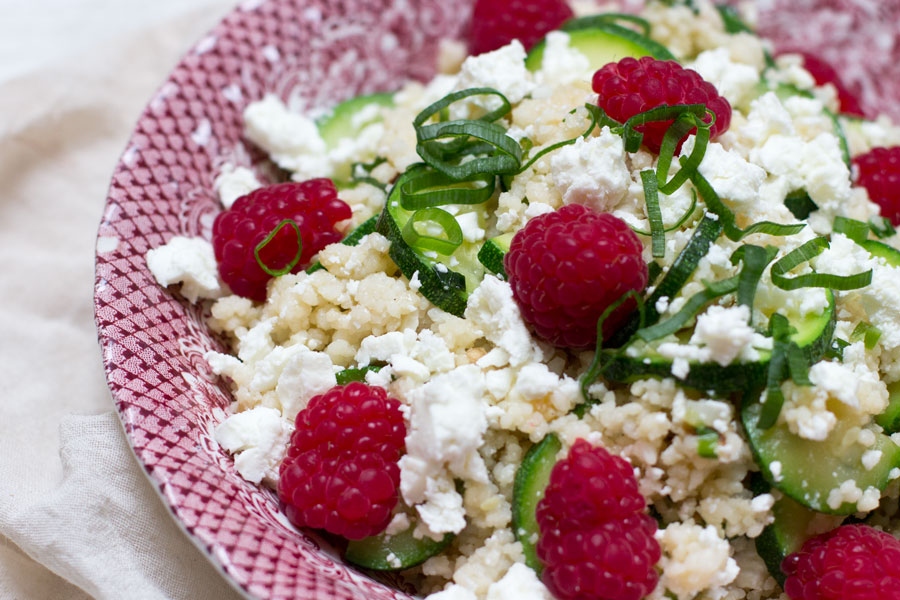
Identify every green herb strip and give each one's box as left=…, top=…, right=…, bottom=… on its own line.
left=579, top=290, right=645, bottom=404
left=833, top=216, right=870, bottom=245
left=399, top=170, right=495, bottom=209
left=730, top=244, right=779, bottom=313
left=851, top=321, right=882, bottom=350
left=688, top=167, right=805, bottom=241
left=619, top=104, right=708, bottom=153
left=254, top=219, right=302, bottom=277
left=635, top=276, right=739, bottom=343
left=516, top=104, right=603, bottom=174
left=630, top=188, right=698, bottom=236
left=770, top=237, right=872, bottom=291
left=417, top=120, right=523, bottom=179
left=641, top=170, right=666, bottom=258
left=870, top=217, right=897, bottom=239
left=758, top=313, right=793, bottom=429
left=656, top=111, right=712, bottom=195
left=401, top=207, right=464, bottom=255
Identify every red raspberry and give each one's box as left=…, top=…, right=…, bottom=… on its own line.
left=592, top=56, right=732, bottom=154
left=467, top=0, right=574, bottom=56
left=794, top=51, right=865, bottom=118
left=536, top=439, right=660, bottom=600
left=503, top=204, right=647, bottom=349
left=782, top=524, right=900, bottom=600
left=212, top=180, right=351, bottom=302
left=277, top=382, right=406, bottom=540
left=854, top=146, right=900, bottom=225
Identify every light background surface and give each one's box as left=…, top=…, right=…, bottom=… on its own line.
left=0, top=2, right=247, bottom=598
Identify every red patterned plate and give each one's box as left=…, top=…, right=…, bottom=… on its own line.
left=94, top=1, right=472, bottom=598
left=94, top=1, right=899, bottom=599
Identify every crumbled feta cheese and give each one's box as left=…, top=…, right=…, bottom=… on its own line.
left=401, top=365, right=489, bottom=533
left=214, top=406, right=293, bottom=485
left=454, top=41, right=535, bottom=116
left=826, top=479, right=863, bottom=511
left=214, top=164, right=261, bottom=208
left=485, top=563, right=552, bottom=600
left=671, top=358, right=690, bottom=379
left=683, top=139, right=766, bottom=207
left=146, top=236, right=224, bottom=303
left=550, top=127, right=631, bottom=213
left=456, top=211, right=486, bottom=243
left=690, top=304, right=766, bottom=366
left=425, top=585, right=477, bottom=600
left=862, top=449, right=883, bottom=471
left=689, top=47, right=760, bottom=108
left=243, top=95, right=329, bottom=179
left=533, top=31, right=591, bottom=92
left=769, top=460, right=783, bottom=482
left=273, top=346, right=337, bottom=421
left=465, top=275, right=544, bottom=367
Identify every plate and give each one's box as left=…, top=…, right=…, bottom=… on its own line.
left=94, top=1, right=470, bottom=598
left=93, top=1, right=896, bottom=599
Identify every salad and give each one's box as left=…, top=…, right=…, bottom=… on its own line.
left=145, top=0, right=900, bottom=598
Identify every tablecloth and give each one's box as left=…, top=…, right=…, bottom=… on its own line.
left=0, top=2, right=247, bottom=598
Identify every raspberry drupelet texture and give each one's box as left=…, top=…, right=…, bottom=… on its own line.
left=536, top=439, right=660, bottom=600
left=212, top=179, right=351, bottom=302
left=277, top=382, right=406, bottom=540
left=592, top=56, right=732, bottom=153
left=467, top=0, right=573, bottom=56
left=782, top=524, right=900, bottom=600
left=854, top=146, right=900, bottom=225
left=503, top=204, right=647, bottom=349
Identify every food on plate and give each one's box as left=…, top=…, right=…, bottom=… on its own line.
left=145, top=0, right=900, bottom=598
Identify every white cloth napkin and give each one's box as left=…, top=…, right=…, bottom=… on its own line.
left=0, top=2, right=246, bottom=598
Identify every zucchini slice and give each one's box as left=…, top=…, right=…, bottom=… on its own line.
left=376, top=167, right=491, bottom=316
left=876, top=381, right=900, bottom=434
left=344, top=514, right=453, bottom=571
left=525, top=20, right=675, bottom=73
left=755, top=495, right=843, bottom=587
left=317, top=92, right=394, bottom=149
left=477, top=233, right=514, bottom=278
left=512, top=434, right=562, bottom=574
left=742, top=396, right=900, bottom=514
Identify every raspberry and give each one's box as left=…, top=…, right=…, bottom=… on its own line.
left=794, top=51, right=865, bottom=117
left=854, top=146, right=900, bottom=225
left=782, top=524, right=900, bottom=600
left=277, top=382, right=406, bottom=540
left=212, top=180, right=351, bottom=302
left=536, top=439, right=660, bottom=600
left=503, top=204, right=647, bottom=349
left=592, top=56, right=732, bottom=154
left=467, top=0, right=573, bottom=56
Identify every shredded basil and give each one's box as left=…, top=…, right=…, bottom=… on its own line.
left=399, top=169, right=495, bottom=209
left=641, top=170, right=666, bottom=258
left=870, top=216, right=897, bottom=239
left=618, top=104, right=708, bottom=153
left=851, top=321, right=882, bottom=350
left=630, top=188, right=698, bottom=236
left=825, top=337, right=850, bottom=361
left=833, top=216, right=870, bottom=245
left=254, top=219, right=302, bottom=277
left=783, top=190, right=818, bottom=220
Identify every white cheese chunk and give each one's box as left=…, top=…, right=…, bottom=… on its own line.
left=214, top=406, right=293, bottom=485
left=550, top=127, right=631, bottom=213
left=146, top=236, right=224, bottom=303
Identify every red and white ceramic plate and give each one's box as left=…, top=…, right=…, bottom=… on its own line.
left=94, top=1, right=899, bottom=599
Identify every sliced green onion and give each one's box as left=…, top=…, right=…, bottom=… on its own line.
left=786, top=342, right=812, bottom=386
left=825, top=337, right=850, bottom=360
left=688, top=167, right=805, bottom=241
left=631, top=187, right=698, bottom=236
left=636, top=276, right=739, bottom=342
left=851, top=321, right=882, bottom=350
left=696, top=427, right=719, bottom=458
left=618, top=104, right=708, bottom=153
left=417, top=119, right=523, bottom=179
left=716, top=4, right=753, bottom=34
left=414, top=87, right=511, bottom=128
left=400, top=169, right=495, bottom=209
left=647, top=261, right=663, bottom=286
left=823, top=107, right=852, bottom=169
left=833, top=216, right=870, bottom=245
left=869, top=216, right=897, bottom=239
left=401, top=208, right=464, bottom=256
left=254, top=219, right=302, bottom=277
left=516, top=104, right=603, bottom=174
left=758, top=313, right=795, bottom=429
left=730, top=244, right=779, bottom=313
left=783, top=190, right=818, bottom=220
left=578, top=289, right=645, bottom=406
left=640, top=170, right=666, bottom=258
left=657, top=112, right=712, bottom=195
left=770, top=237, right=872, bottom=290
